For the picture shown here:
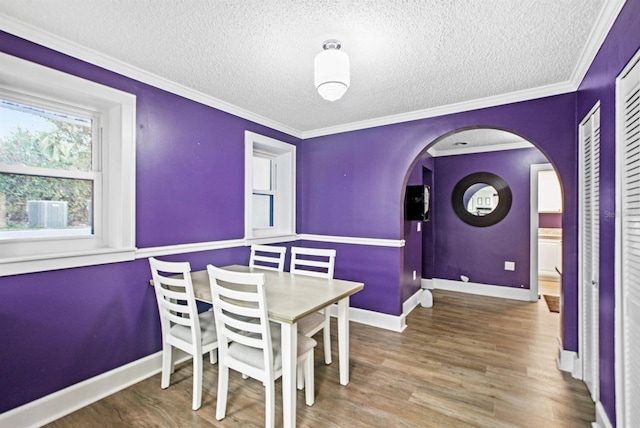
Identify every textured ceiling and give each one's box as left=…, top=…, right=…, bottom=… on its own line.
left=428, top=128, right=533, bottom=157
left=0, top=0, right=611, bottom=137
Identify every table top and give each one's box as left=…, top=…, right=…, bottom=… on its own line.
left=190, top=265, right=364, bottom=324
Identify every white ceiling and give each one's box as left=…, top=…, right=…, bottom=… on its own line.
left=428, top=128, right=533, bottom=157
left=0, top=1, right=621, bottom=139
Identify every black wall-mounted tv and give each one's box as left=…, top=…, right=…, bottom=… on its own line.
left=405, top=185, right=430, bottom=221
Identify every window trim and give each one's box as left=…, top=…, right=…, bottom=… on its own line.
left=244, top=131, right=296, bottom=244
left=0, top=52, right=136, bottom=276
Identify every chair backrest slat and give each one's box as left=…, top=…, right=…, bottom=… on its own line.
left=249, top=244, right=286, bottom=271
left=290, top=247, right=336, bottom=279
left=207, top=265, right=273, bottom=375
left=149, top=257, right=201, bottom=345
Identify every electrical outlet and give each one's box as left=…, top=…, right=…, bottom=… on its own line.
left=412, top=270, right=417, bottom=280
left=505, top=261, right=515, bottom=271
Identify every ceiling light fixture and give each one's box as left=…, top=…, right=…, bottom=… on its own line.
left=314, top=39, right=350, bottom=101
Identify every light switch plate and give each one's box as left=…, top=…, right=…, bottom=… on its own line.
left=505, top=261, right=515, bottom=271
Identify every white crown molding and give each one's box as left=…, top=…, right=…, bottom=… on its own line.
left=569, top=0, right=628, bottom=88
left=0, top=13, right=303, bottom=139
left=427, top=140, right=534, bottom=157
left=0, top=0, right=625, bottom=141
left=300, top=81, right=575, bottom=139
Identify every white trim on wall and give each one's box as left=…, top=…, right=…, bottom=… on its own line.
left=594, top=401, right=614, bottom=428
left=0, top=14, right=301, bottom=139
left=298, top=233, right=405, bottom=247
left=135, top=238, right=246, bottom=259
left=428, top=278, right=532, bottom=301
left=134, top=234, right=405, bottom=259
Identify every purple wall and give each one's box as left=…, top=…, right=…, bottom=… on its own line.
left=302, top=94, right=579, bottom=342
left=1, top=0, right=638, bottom=422
left=0, top=31, right=299, bottom=413
left=575, top=0, right=640, bottom=424
left=432, top=148, right=548, bottom=288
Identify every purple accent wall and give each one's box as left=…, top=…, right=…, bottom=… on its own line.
left=0, top=0, right=637, bottom=422
left=302, top=94, right=579, bottom=346
left=432, top=148, right=548, bottom=288
left=575, top=0, right=640, bottom=424
left=0, top=31, right=299, bottom=413
left=539, top=213, right=562, bottom=229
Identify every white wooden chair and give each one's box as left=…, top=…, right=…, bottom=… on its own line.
left=290, top=246, right=336, bottom=365
left=148, top=257, right=218, bottom=410
left=207, top=265, right=316, bottom=427
left=249, top=244, right=287, bottom=272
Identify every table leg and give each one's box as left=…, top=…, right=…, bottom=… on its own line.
left=280, top=321, right=297, bottom=428
left=337, top=297, right=350, bottom=385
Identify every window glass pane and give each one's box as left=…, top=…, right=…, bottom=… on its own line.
left=0, top=173, right=93, bottom=239
left=253, top=156, right=272, bottom=191
left=252, top=194, right=273, bottom=228
left=0, top=98, right=93, bottom=171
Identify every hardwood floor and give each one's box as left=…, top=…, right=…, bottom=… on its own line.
left=539, top=275, right=561, bottom=297
left=45, top=290, right=593, bottom=427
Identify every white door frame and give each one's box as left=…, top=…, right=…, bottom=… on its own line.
left=529, top=163, right=555, bottom=302
left=578, top=102, right=601, bottom=399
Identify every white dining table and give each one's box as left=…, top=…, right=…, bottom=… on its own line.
left=188, top=264, right=364, bottom=428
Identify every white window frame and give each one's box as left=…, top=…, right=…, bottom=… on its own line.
left=244, top=131, right=296, bottom=244
left=0, top=52, right=136, bottom=276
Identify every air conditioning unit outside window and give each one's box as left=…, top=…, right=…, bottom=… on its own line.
left=27, top=201, right=68, bottom=229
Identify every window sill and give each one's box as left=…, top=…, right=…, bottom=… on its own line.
left=0, top=247, right=137, bottom=277
left=245, top=234, right=297, bottom=246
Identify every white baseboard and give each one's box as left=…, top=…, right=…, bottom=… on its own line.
left=592, top=401, right=613, bottom=428
left=5, top=298, right=423, bottom=427
left=327, top=288, right=425, bottom=333
left=430, top=278, right=532, bottom=301
left=0, top=350, right=190, bottom=428
left=557, top=337, right=579, bottom=376
left=421, top=278, right=434, bottom=290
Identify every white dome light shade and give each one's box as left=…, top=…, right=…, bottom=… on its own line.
left=314, top=43, right=350, bottom=101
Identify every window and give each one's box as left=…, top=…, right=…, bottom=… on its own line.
left=0, top=52, right=136, bottom=276
left=1, top=97, right=97, bottom=240
left=244, top=131, right=295, bottom=243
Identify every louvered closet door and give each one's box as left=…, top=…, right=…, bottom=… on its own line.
left=619, top=52, right=640, bottom=428
left=580, top=105, right=600, bottom=400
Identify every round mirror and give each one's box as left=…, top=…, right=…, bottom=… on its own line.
left=464, top=184, right=498, bottom=216
left=452, top=172, right=512, bottom=227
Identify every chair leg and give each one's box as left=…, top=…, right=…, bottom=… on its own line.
left=216, top=364, right=229, bottom=421
left=265, top=375, right=275, bottom=428
left=209, top=349, right=217, bottom=364
left=161, top=344, right=172, bottom=389
left=304, top=351, right=315, bottom=406
left=192, top=353, right=203, bottom=410
left=323, top=310, right=332, bottom=364
left=297, top=365, right=304, bottom=390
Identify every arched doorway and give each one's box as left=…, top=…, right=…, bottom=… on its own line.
left=403, top=127, right=563, bottom=309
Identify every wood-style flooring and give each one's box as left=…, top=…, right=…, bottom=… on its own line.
left=45, top=289, right=593, bottom=427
